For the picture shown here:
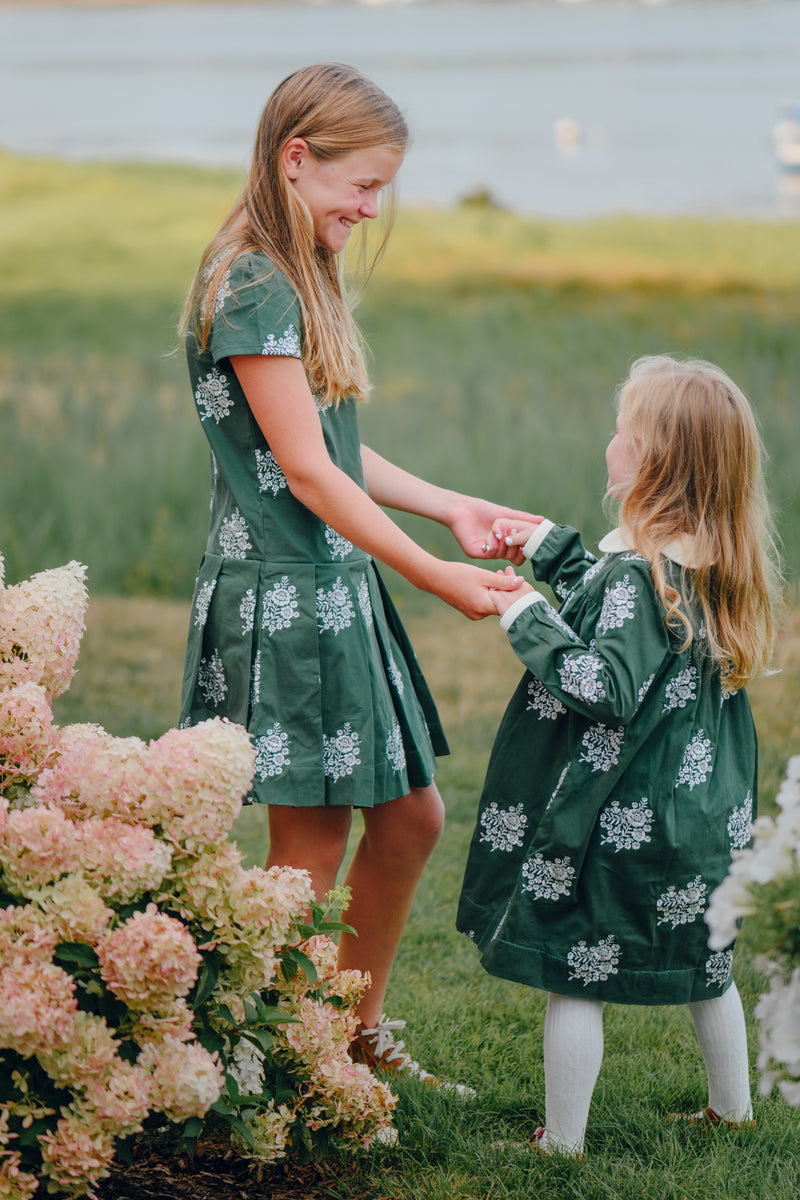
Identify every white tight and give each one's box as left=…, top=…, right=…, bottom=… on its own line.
left=541, top=984, right=752, bottom=1156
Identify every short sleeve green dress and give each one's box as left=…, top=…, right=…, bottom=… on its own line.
left=457, top=522, right=757, bottom=1006
left=180, top=252, right=448, bottom=807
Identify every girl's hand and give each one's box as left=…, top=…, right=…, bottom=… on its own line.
left=448, top=500, right=542, bottom=565
left=488, top=566, right=535, bottom=617
left=490, top=518, right=542, bottom=554
left=425, top=560, right=527, bottom=621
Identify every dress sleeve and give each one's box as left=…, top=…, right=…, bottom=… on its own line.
left=505, top=553, right=673, bottom=725
left=208, top=253, right=303, bottom=364
left=527, top=523, right=600, bottom=595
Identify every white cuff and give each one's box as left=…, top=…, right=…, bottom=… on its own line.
left=522, top=519, right=555, bottom=559
left=500, top=590, right=546, bottom=632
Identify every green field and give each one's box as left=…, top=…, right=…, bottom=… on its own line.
left=4, top=152, right=800, bottom=1198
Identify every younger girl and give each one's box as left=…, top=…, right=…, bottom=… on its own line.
left=179, top=63, right=531, bottom=1084
left=457, top=355, right=780, bottom=1153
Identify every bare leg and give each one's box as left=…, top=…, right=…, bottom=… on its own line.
left=338, top=783, right=444, bottom=1027
left=266, top=804, right=352, bottom=904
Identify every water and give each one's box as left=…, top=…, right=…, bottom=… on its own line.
left=2, top=0, right=798, bottom=218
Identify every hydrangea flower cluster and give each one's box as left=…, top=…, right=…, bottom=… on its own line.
left=0, top=556, right=395, bottom=1200
left=706, top=755, right=800, bottom=1107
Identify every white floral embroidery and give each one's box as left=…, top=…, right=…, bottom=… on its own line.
left=705, top=948, right=734, bottom=988
left=581, top=555, right=609, bottom=587
left=323, top=723, right=361, bottom=781
left=324, top=525, right=353, bottom=561
left=219, top=509, right=252, bottom=559
left=599, top=798, right=653, bottom=852
left=526, top=677, right=567, bottom=721
left=621, top=552, right=648, bottom=564
left=579, top=724, right=625, bottom=773
left=357, top=575, right=373, bottom=628
left=195, top=367, right=234, bottom=423
left=239, top=587, right=256, bottom=634
left=261, top=324, right=301, bottom=357
left=464, top=929, right=476, bottom=942
left=254, top=722, right=290, bottom=780
left=663, top=666, right=698, bottom=713
left=250, top=651, right=261, bottom=709
left=656, top=875, right=708, bottom=928
left=676, top=729, right=714, bottom=790
left=194, top=580, right=216, bottom=628
left=637, top=673, right=655, bottom=704
left=262, top=577, right=300, bottom=635
left=567, top=934, right=621, bottom=986
left=521, top=853, right=575, bottom=901
left=597, top=574, right=637, bottom=634
left=202, top=255, right=232, bottom=314
left=479, top=802, right=528, bottom=852
left=554, top=579, right=571, bottom=602
left=197, top=649, right=227, bottom=707
left=720, top=670, right=737, bottom=704
left=558, top=653, right=607, bottom=703
left=727, top=791, right=753, bottom=850
left=546, top=763, right=570, bottom=810
left=387, top=651, right=404, bottom=696
left=541, top=601, right=580, bottom=643
left=385, top=721, right=406, bottom=774
left=316, top=576, right=354, bottom=635
left=255, top=448, right=287, bottom=497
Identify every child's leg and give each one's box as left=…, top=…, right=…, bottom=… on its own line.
left=266, top=804, right=353, bottom=903
left=542, top=992, right=605, bottom=1156
left=338, top=783, right=444, bottom=1027
left=686, top=982, right=752, bottom=1121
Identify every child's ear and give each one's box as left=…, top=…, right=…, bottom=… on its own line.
left=281, top=137, right=310, bottom=181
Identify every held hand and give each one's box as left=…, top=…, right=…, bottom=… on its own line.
left=448, top=499, right=542, bottom=566
left=490, top=517, right=542, bottom=555
left=488, top=565, right=535, bottom=617
left=426, top=559, right=527, bottom=621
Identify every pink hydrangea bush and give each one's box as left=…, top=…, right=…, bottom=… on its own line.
left=706, top=755, right=800, bottom=1107
left=0, top=558, right=396, bottom=1199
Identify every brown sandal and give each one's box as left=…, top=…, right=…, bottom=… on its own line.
left=668, top=1106, right=757, bottom=1130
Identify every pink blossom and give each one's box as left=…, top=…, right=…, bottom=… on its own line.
left=0, top=683, right=58, bottom=789
left=0, top=961, right=78, bottom=1058
left=80, top=1060, right=155, bottom=1135
left=38, top=1012, right=119, bottom=1089
left=37, top=1111, right=114, bottom=1194
left=0, top=902, right=59, bottom=968
left=0, top=804, right=82, bottom=897
left=138, top=1037, right=224, bottom=1122
left=32, top=725, right=151, bottom=823
left=79, top=817, right=172, bottom=902
left=0, top=561, right=87, bottom=700
left=32, top=875, right=113, bottom=946
left=0, top=1150, right=39, bottom=1200
left=95, top=905, right=201, bottom=1010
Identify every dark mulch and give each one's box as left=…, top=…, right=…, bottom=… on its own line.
left=94, top=1140, right=395, bottom=1200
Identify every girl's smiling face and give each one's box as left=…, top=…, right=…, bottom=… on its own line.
left=283, top=141, right=403, bottom=253
left=606, top=410, right=642, bottom=499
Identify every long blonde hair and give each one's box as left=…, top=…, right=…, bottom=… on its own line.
left=181, top=63, right=409, bottom=405
left=616, top=355, right=781, bottom=688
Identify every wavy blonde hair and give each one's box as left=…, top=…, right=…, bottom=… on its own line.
left=615, top=355, right=781, bottom=688
left=181, top=63, right=409, bottom=405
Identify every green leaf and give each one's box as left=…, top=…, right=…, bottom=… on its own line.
left=189, top=951, right=220, bottom=1010
left=53, top=942, right=99, bottom=968
left=281, top=947, right=318, bottom=986
left=240, top=1027, right=274, bottom=1054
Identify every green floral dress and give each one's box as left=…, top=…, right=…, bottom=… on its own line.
left=457, top=522, right=757, bottom=1005
left=180, top=252, right=448, bottom=807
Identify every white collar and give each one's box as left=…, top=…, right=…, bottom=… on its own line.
left=597, top=527, right=709, bottom=569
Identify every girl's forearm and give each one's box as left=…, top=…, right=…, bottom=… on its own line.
left=360, top=445, right=465, bottom=527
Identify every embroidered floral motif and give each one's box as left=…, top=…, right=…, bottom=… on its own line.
left=546, top=763, right=570, bottom=810
left=357, top=574, right=373, bottom=628
left=262, top=577, right=300, bottom=635
left=727, top=791, right=753, bottom=850
left=195, top=367, right=233, bottom=423
left=705, top=948, right=734, bottom=988
left=656, top=875, right=708, bottom=928
left=597, top=574, right=638, bottom=634
left=202, top=255, right=232, bottom=314
left=676, top=729, right=714, bottom=790
left=637, top=673, right=655, bottom=704
left=324, top=525, right=353, bottom=561
left=581, top=555, right=608, bottom=587
left=663, top=666, right=698, bottom=713
left=261, top=324, right=301, bottom=357
left=599, top=798, right=653, bottom=852
left=387, top=651, right=404, bottom=696
left=720, top=670, right=737, bottom=704
left=254, top=722, right=291, bottom=780
left=479, top=802, right=528, bottom=852
left=543, top=601, right=580, bottom=643
left=194, top=580, right=216, bottom=628
left=219, top=509, right=252, bottom=559
left=239, top=587, right=256, bottom=634
left=621, top=552, right=648, bottom=563
left=197, top=649, right=227, bottom=707
left=250, top=651, right=261, bottom=710
left=567, top=934, right=621, bottom=985
left=255, top=448, right=287, bottom=497
left=558, top=653, right=607, bottom=703
left=526, top=677, right=567, bottom=721
left=579, top=724, right=625, bottom=773
left=554, top=579, right=571, bottom=602
left=323, top=723, right=361, bottom=781
left=385, top=721, right=406, bottom=774
left=521, top=853, right=576, bottom=901
left=316, top=577, right=354, bottom=635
